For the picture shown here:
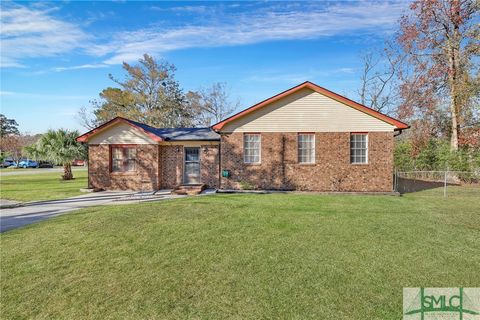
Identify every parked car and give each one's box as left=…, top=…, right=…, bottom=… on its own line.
left=72, top=159, right=86, bottom=166
left=38, top=161, right=54, bottom=168
left=1, top=159, right=16, bottom=168
left=18, top=160, right=39, bottom=168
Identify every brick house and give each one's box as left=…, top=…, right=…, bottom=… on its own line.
left=76, top=81, right=409, bottom=192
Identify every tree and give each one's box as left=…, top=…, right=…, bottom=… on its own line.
left=25, top=129, right=85, bottom=180
left=0, top=134, right=39, bottom=164
left=79, top=54, right=194, bottom=129
left=0, top=114, right=19, bottom=137
left=396, top=0, right=479, bottom=151
left=186, top=83, right=239, bottom=126
left=357, top=49, right=399, bottom=113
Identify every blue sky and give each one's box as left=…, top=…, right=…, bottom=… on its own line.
left=1, top=1, right=409, bottom=133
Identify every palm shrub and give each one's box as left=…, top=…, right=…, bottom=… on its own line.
left=25, top=129, right=85, bottom=180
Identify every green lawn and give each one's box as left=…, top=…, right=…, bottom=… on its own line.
left=0, top=170, right=87, bottom=202
left=1, top=187, right=479, bottom=319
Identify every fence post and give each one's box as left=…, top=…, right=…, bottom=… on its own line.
left=444, top=169, right=447, bottom=198
left=394, top=168, right=397, bottom=192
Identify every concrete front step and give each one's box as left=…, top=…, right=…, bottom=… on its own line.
left=172, top=184, right=206, bottom=195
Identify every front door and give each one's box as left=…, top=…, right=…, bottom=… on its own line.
left=184, top=147, right=200, bottom=184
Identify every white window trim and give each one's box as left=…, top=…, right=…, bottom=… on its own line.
left=243, top=133, right=261, bottom=164
left=298, top=133, right=315, bottom=164
left=350, top=133, right=368, bottom=164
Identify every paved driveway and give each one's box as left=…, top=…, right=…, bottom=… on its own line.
left=0, top=190, right=181, bottom=232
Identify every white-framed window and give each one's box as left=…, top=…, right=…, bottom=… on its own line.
left=244, top=133, right=261, bottom=164
left=350, top=133, right=368, bottom=164
left=298, top=133, right=315, bottom=164
left=111, top=146, right=136, bottom=172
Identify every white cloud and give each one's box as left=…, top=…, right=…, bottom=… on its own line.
left=336, top=67, right=356, bottom=74
left=52, top=64, right=109, bottom=72
left=150, top=5, right=209, bottom=13
left=0, top=4, right=89, bottom=68
left=0, top=1, right=408, bottom=69
left=98, top=1, right=407, bottom=65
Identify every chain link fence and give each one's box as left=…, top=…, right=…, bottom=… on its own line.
left=394, top=170, right=480, bottom=197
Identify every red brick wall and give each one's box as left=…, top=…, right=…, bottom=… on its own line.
left=88, top=132, right=394, bottom=192
left=159, top=144, right=220, bottom=188
left=89, top=144, right=220, bottom=190
left=220, top=132, right=394, bottom=192
left=88, top=144, right=160, bottom=190
left=201, top=145, right=220, bottom=188
left=159, top=145, right=183, bottom=188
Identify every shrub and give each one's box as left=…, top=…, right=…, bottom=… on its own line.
left=394, top=141, right=414, bottom=171
left=395, top=138, right=478, bottom=172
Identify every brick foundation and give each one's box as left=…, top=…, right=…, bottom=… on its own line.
left=219, top=132, right=394, bottom=192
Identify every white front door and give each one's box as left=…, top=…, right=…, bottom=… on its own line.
left=184, top=147, right=200, bottom=184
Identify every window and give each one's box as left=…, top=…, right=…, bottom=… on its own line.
left=350, top=133, right=368, bottom=164
left=244, top=134, right=261, bottom=163
left=298, top=133, right=315, bottom=163
left=111, top=147, right=136, bottom=172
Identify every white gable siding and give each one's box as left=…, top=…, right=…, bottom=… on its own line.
left=222, top=88, right=395, bottom=132
left=88, top=122, right=157, bottom=144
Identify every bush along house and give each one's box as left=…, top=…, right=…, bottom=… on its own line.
left=76, top=81, right=409, bottom=193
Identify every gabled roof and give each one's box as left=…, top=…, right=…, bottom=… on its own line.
left=76, top=117, right=220, bottom=143
left=212, top=81, right=409, bottom=131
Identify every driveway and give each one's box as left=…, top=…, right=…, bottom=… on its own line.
left=0, top=190, right=183, bottom=232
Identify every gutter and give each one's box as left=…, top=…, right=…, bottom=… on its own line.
left=394, top=125, right=410, bottom=137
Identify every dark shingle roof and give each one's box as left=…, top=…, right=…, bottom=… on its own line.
left=126, top=119, right=220, bottom=141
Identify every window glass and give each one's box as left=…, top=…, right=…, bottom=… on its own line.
left=111, top=147, right=136, bottom=172
left=298, top=134, right=315, bottom=163
left=350, top=134, right=368, bottom=164
left=244, top=134, right=261, bottom=163
left=185, top=148, right=199, bottom=161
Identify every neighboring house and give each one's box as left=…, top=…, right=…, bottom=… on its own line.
left=76, top=81, right=409, bottom=192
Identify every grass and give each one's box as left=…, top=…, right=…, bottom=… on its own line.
left=1, top=187, right=479, bottom=319
left=0, top=170, right=87, bottom=202
left=0, top=168, right=39, bottom=172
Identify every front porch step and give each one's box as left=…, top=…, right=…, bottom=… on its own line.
left=172, top=184, right=206, bottom=195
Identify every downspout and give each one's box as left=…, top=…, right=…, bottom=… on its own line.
left=85, top=143, right=90, bottom=189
